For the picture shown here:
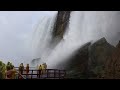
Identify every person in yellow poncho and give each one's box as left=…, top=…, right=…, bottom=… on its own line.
left=19, top=63, right=24, bottom=74
left=5, top=65, right=12, bottom=79
left=18, top=63, right=24, bottom=79
left=11, top=66, right=17, bottom=79
left=43, top=63, right=47, bottom=71
left=39, top=65, right=42, bottom=70
left=39, top=65, right=42, bottom=75
left=5, top=64, right=17, bottom=79
left=41, top=63, right=45, bottom=74
left=26, top=64, right=29, bottom=79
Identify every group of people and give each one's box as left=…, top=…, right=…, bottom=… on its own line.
left=0, top=61, right=48, bottom=79
left=37, top=63, right=47, bottom=76
left=19, top=63, right=29, bottom=74
left=18, top=63, right=29, bottom=79
left=5, top=62, right=16, bottom=79
left=18, top=63, right=47, bottom=78
left=5, top=62, right=30, bottom=79
left=0, top=61, right=17, bottom=79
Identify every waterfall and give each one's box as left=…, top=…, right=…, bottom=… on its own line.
left=32, top=11, right=120, bottom=68
left=31, top=12, right=57, bottom=65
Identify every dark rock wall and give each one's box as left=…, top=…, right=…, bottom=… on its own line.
left=65, top=42, right=91, bottom=79
left=105, top=41, right=120, bottom=79
left=88, top=38, right=115, bottom=78
left=58, top=37, right=116, bottom=79
left=52, top=11, right=71, bottom=40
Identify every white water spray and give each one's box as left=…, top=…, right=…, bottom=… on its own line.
left=33, top=11, right=120, bottom=68
left=31, top=12, right=57, bottom=65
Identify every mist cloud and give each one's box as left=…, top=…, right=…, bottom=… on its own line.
left=0, top=11, right=56, bottom=66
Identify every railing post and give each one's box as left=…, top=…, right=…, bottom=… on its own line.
left=39, top=70, right=40, bottom=79
left=37, top=70, right=38, bottom=78
left=59, top=70, right=60, bottom=79
left=25, top=70, right=28, bottom=79
left=54, top=70, right=56, bottom=78
left=64, top=70, right=66, bottom=79
left=31, top=70, right=33, bottom=79
left=47, top=69, right=49, bottom=78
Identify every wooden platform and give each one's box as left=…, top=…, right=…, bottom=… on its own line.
left=15, top=68, right=66, bottom=79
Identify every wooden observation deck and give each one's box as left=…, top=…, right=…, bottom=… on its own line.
left=15, top=67, right=66, bottom=79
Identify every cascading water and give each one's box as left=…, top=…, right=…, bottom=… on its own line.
left=32, top=11, right=120, bottom=69
left=31, top=12, right=57, bottom=66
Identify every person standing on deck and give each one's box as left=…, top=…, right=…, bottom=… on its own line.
left=41, top=64, right=45, bottom=74
left=26, top=64, right=29, bottom=78
left=9, top=62, right=14, bottom=69
left=6, top=62, right=11, bottom=69
left=44, top=63, right=47, bottom=72
left=7, top=62, right=13, bottom=70
left=19, top=63, right=24, bottom=79
left=19, top=63, right=24, bottom=74
left=38, top=65, right=42, bottom=77
left=5, top=65, right=13, bottom=79
left=44, top=63, right=47, bottom=70
left=11, top=66, right=17, bottom=79
left=39, top=65, right=42, bottom=70
left=6, top=65, right=18, bottom=79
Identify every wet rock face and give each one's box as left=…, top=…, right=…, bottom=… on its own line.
left=52, top=11, right=71, bottom=39
left=88, top=38, right=115, bottom=78
left=64, top=38, right=120, bottom=79
left=65, top=42, right=91, bottom=79
left=116, top=41, right=120, bottom=48
left=60, top=37, right=116, bottom=79
left=105, top=41, right=120, bottom=79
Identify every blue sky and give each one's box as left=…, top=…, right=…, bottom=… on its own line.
left=0, top=11, right=57, bottom=65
